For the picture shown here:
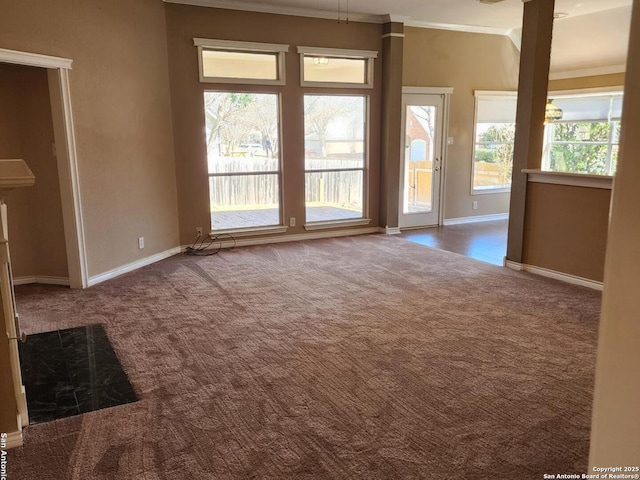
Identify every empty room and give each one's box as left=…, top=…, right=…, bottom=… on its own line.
left=1, top=0, right=639, bottom=478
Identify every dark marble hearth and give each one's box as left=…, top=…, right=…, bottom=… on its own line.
left=19, top=324, right=137, bottom=424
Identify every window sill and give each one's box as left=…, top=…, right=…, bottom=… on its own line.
left=304, top=218, right=372, bottom=231
left=523, top=169, right=613, bottom=190
left=472, top=188, right=511, bottom=195
left=210, top=225, right=288, bottom=237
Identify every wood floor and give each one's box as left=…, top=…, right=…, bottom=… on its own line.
left=400, top=219, right=508, bottom=266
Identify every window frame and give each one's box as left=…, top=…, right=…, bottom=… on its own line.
left=203, top=89, right=286, bottom=233
left=297, top=46, right=377, bottom=89
left=302, top=93, right=371, bottom=229
left=471, top=90, right=518, bottom=195
left=542, top=88, right=624, bottom=177
left=194, top=38, right=289, bottom=86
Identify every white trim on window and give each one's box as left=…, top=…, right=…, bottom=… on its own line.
left=303, top=93, right=369, bottom=225
left=297, top=46, right=377, bottom=89
left=297, top=46, right=378, bottom=59
left=541, top=90, right=623, bottom=176
left=193, top=38, right=289, bottom=86
left=403, top=86, right=454, bottom=95
left=473, top=90, right=517, bottom=98
left=471, top=91, right=517, bottom=194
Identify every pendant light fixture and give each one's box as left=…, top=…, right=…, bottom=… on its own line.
left=337, top=0, right=349, bottom=24
left=545, top=99, right=563, bottom=123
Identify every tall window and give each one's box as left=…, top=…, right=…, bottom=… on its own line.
left=472, top=92, right=517, bottom=193
left=543, top=93, right=623, bottom=176
left=299, top=46, right=375, bottom=225
left=304, top=95, right=366, bottom=223
left=204, top=92, right=281, bottom=230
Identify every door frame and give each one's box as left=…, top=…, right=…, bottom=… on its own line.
left=0, top=47, right=88, bottom=288
left=399, top=86, right=453, bottom=228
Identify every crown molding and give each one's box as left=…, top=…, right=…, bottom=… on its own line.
left=404, top=19, right=512, bottom=36
left=163, top=0, right=384, bottom=23
left=382, top=14, right=411, bottom=24
left=549, top=64, right=627, bottom=80
left=508, top=29, right=522, bottom=51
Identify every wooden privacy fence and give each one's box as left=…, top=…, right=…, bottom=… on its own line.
left=209, top=174, right=279, bottom=208
left=474, top=162, right=510, bottom=188
left=407, top=161, right=433, bottom=207
left=208, top=156, right=363, bottom=209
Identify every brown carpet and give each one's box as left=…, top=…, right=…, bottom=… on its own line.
left=9, top=235, right=601, bottom=479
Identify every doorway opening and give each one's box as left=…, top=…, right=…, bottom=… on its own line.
left=0, top=48, right=87, bottom=288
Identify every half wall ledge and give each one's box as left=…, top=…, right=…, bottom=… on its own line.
left=523, top=169, right=613, bottom=189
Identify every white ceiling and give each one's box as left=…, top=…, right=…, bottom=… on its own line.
left=550, top=5, right=631, bottom=75
left=167, top=0, right=633, bottom=74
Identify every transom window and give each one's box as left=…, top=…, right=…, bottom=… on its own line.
left=194, top=38, right=288, bottom=85
left=298, top=46, right=377, bottom=88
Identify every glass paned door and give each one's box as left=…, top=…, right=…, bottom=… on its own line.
left=399, top=94, right=444, bottom=228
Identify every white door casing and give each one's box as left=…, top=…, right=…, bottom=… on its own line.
left=398, top=87, right=452, bottom=228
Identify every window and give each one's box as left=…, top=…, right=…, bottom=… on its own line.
left=204, top=92, right=281, bottom=230
left=543, top=93, right=623, bottom=176
left=194, top=38, right=288, bottom=85
left=304, top=95, right=366, bottom=223
left=298, top=47, right=377, bottom=88
left=472, top=92, right=517, bottom=193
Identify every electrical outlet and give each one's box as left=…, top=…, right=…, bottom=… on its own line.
left=289, top=217, right=296, bottom=227
left=196, top=227, right=203, bottom=236
left=138, top=236, right=144, bottom=249
left=472, top=201, right=478, bottom=210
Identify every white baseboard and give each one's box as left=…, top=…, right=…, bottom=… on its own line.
left=384, top=226, right=401, bottom=235
left=4, top=416, right=23, bottom=449
left=182, top=227, right=380, bottom=252
left=87, top=247, right=181, bottom=287
left=505, top=260, right=603, bottom=291
left=13, top=276, right=70, bottom=286
left=443, top=213, right=509, bottom=226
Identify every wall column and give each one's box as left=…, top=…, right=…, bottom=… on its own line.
left=379, top=22, right=404, bottom=231
left=589, top=0, right=640, bottom=466
left=506, top=0, right=555, bottom=262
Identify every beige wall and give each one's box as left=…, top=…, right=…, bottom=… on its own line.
left=589, top=0, right=640, bottom=465
left=523, top=183, right=610, bottom=282
left=0, top=0, right=179, bottom=278
left=520, top=72, right=625, bottom=280
left=165, top=5, right=382, bottom=244
left=0, top=68, right=24, bottom=438
left=549, top=72, right=625, bottom=91
left=0, top=63, right=68, bottom=279
left=0, top=65, right=34, bottom=277
left=403, top=27, right=521, bottom=220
